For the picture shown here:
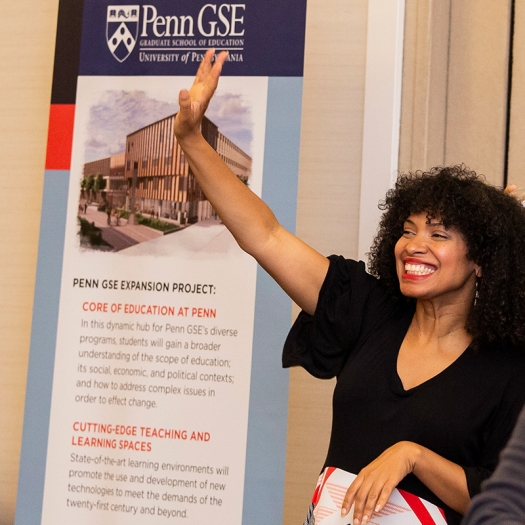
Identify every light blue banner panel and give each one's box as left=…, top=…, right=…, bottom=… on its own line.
left=16, top=170, right=70, bottom=525
left=243, top=76, right=303, bottom=524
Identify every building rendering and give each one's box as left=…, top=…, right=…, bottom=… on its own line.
left=82, top=153, right=127, bottom=208
left=124, top=114, right=251, bottom=225
left=82, top=114, right=251, bottom=227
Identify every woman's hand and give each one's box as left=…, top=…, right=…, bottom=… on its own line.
left=341, top=442, right=420, bottom=524
left=341, top=441, right=470, bottom=523
left=174, top=49, right=228, bottom=143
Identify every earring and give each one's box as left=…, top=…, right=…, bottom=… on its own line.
left=474, top=277, right=480, bottom=307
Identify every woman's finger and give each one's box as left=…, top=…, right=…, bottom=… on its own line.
left=199, top=50, right=228, bottom=104
left=210, top=50, right=228, bottom=82
left=341, top=476, right=363, bottom=517
left=352, top=483, right=378, bottom=524
left=194, top=48, right=214, bottom=85
left=372, top=483, right=393, bottom=516
left=351, top=478, right=390, bottom=524
left=359, top=481, right=395, bottom=524
left=178, top=89, right=191, bottom=112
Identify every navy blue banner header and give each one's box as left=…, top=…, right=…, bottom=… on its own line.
left=79, top=0, right=307, bottom=76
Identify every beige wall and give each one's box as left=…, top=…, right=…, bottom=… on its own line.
left=508, top=0, right=525, bottom=189
left=400, top=0, right=511, bottom=186
left=0, top=1, right=518, bottom=524
left=0, top=2, right=59, bottom=523
left=284, top=1, right=368, bottom=522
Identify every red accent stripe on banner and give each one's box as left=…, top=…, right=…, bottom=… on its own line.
left=45, top=104, right=75, bottom=170
left=398, top=489, right=437, bottom=525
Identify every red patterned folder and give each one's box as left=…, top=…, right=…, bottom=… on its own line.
left=307, top=467, right=448, bottom=525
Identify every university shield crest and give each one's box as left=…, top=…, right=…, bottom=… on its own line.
left=106, top=5, right=140, bottom=62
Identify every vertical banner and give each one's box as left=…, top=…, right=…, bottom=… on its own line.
left=16, top=1, right=306, bottom=524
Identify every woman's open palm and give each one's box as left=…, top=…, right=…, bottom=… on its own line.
left=174, top=49, right=228, bottom=140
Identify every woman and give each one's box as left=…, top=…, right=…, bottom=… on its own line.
left=462, top=405, right=525, bottom=524
left=174, top=50, right=525, bottom=525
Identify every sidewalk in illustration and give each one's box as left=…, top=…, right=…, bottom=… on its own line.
left=122, top=218, right=240, bottom=259
left=83, top=204, right=163, bottom=250
left=81, top=205, right=239, bottom=257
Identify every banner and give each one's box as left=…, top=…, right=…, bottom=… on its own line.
left=16, top=1, right=306, bottom=524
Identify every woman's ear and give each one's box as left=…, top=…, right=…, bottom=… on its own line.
left=475, top=266, right=482, bottom=278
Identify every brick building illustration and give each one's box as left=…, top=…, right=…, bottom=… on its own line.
left=82, top=113, right=251, bottom=227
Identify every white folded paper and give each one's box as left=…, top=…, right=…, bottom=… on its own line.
left=310, top=467, right=448, bottom=525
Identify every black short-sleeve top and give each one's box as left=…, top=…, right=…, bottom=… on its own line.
left=283, top=256, right=525, bottom=525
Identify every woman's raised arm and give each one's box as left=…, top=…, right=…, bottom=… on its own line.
left=174, top=50, right=329, bottom=315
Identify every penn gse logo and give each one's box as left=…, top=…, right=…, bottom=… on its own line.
left=107, top=6, right=140, bottom=62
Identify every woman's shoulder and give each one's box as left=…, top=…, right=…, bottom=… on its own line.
left=323, top=255, right=409, bottom=314
left=282, top=255, right=412, bottom=379
left=324, top=255, right=385, bottom=296
left=467, top=341, right=525, bottom=391
left=324, top=255, right=368, bottom=284
left=474, top=341, right=525, bottom=365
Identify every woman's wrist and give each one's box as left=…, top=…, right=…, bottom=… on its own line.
left=402, top=441, right=423, bottom=474
left=175, top=128, right=204, bottom=150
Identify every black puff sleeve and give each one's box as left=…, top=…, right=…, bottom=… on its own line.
left=282, top=255, right=394, bottom=378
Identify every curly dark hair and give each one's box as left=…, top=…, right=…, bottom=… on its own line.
left=368, top=165, right=525, bottom=346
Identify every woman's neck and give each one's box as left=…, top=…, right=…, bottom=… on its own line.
left=412, top=298, right=471, bottom=344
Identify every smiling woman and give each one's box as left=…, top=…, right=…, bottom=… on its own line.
left=174, top=52, right=525, bottom=525
left=282, top=167, right=525, bottom=524
left=369, top=166, right=525, bottom=346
